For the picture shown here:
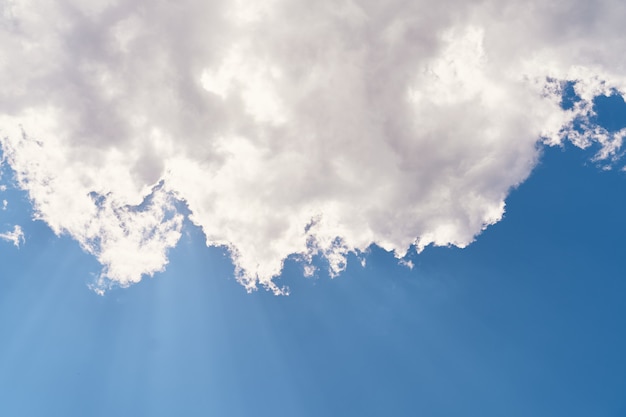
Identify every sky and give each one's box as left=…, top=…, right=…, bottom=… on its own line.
left=2, top=1, right=626, bottom=416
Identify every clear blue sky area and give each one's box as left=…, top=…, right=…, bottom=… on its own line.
left=2, top=112, right=626, bottom=415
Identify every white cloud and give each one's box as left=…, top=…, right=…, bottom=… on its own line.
left=1, top=0, right=625, bottom=293
left=0, top=224, right=24, bottom=247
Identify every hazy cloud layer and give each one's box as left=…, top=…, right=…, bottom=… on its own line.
left=1, top=0, right=625, bottom=293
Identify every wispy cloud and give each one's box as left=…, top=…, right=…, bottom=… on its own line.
left=0, top=224, right=24, bottom=248
left=0, top=0, right=625, bottom=293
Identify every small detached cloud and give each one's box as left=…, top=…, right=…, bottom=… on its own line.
left=1, top=0, right=626, bottom=293
left=0, top=225, right=24, bottom=248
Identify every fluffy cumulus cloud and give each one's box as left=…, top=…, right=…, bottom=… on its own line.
left=1, top=0, right=625, bottom=293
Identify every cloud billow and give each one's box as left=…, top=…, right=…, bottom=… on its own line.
left=1, top=0, right=625, bottom=293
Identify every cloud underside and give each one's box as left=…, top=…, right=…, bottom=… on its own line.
left=1, top=0, right=625, bottom=293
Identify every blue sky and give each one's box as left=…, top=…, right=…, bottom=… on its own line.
left=3, top=2, right=626, bottom=416
left=2, top=115, right=626, bottom=416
